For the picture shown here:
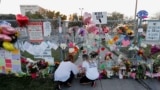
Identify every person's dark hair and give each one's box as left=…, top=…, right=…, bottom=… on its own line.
left=82, top=54, right=89, bottom=60
left=104, top=55, right=112, bottom=60
left=90, top=51, right=98, bottom=58
left=64, top=54, right=74, bottom=62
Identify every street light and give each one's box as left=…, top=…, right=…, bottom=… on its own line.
left=79, top=8, right=84, bottom=21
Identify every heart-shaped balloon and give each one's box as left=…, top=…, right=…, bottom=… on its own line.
left=16, top=14, right=29, bottom=27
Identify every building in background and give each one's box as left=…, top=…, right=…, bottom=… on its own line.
left=20, top=5, right=46, bottom=15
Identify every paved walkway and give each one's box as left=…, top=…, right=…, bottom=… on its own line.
left=62, top=78, right=147, bottom=90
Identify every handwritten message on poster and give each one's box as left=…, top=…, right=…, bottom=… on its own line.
left=0, top=49, right=21, bottom=74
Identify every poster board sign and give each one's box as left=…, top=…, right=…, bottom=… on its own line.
left=34, top=48, right=52, bottom=58
left=145, top=21, right=160, bottom=41
left=28, top=22, right=43, bottom=42
left=34, top=48, right=54, bottom=65
left=0, top=49, right=21, bottom=74
left=43, top=21, right=52, bottom=37
left=92, top=12, right=107, bottom=24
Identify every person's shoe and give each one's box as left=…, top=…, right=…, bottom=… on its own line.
left=67, top=83, right=72, bottom=87
left=91, top=81, right=96, bottom=87
left=56, top=84, right=61, bottom=90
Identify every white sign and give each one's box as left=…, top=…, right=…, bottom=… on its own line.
left=17, top=27, right=28, bottom=37
left=146, top=21, right=160, bottom=41
left=43, top=21, right=52, bottom=37
left=92, top=12, right=107, bottom=24
left=138, top=28, right=143, bottom=32
left=28, top=22, right=44, bottom=42
left=34, top=48, right=52, bottom=58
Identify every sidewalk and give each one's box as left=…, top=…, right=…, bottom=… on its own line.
left=62, top=78, right=146, bottom=90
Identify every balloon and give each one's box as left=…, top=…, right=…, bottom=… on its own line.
left=0, top=34, right=12, bottom=41
left=0, top=24, right=17, bottom=34
left=1, top=29, right=13, bottom=35
left=2, top=41, right=15, bottom=51
left=86, top=23, right=98, bottom=33
left=83, top=12, right=92, bottom=25
left=16, top=14, right=29, bottom=27
left=0, top=21, right=11, bottom=26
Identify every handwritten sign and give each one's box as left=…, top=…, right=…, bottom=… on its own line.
left=145, top=21, right=160, bottom=41
left=92, top=12, right=107, bottom=24
left=28, top=22, right=44, bottom=42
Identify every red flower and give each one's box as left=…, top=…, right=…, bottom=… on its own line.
left=101, top=47, right=105, bottom=51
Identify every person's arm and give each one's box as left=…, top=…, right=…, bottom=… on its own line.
left=71, top=63, right=79, bottom=75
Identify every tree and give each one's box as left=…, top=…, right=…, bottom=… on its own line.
left=68, top=13, right=78, bottom=21
left=107, top=12, right=124, bottom=20
left=0, top=14, right=16, bottom=19
left=154, top=12, right=160, bottom=20
left=55, top=11, right=60, bottom=18
left=46, top=10, right=55, bottom=19
left=25, top=11, right=44, bottom=19
left=60, top=14, right=67, bottom=20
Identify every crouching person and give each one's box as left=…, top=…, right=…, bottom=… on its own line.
left=54, top=55, right=78, bottom=90
left=80, top=54, right=99, bottom=87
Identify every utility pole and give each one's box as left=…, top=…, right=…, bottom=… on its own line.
left=79, top=8, right=84, bottom=21
left=134, top=0, right=138, bottom=41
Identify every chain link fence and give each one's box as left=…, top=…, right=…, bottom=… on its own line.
left=0, top=19, right=141, bottom=60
